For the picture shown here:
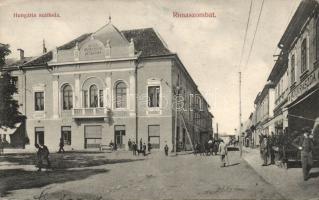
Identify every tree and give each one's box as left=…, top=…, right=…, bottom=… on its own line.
left=0, top=44, right=25, bottom=129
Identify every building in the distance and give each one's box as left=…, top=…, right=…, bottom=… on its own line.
left=1, top=20, right=213, bottom=151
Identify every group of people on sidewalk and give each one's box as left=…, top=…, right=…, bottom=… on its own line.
left=259, top=126, right=317, bottom=181
left=127, top=138, right=152, bottom=156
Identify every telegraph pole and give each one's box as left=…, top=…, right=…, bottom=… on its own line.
left=239, top=71, right=243, bottom=157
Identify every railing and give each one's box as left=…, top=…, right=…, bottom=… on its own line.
left=72, top=107, right=110, bottom=118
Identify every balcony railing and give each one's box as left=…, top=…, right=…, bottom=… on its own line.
left=72, top=107, right=110, bottom=118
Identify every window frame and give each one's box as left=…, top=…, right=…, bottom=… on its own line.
left=115, top=81, right=127, bottom=109
left=290, top=54, right=296, bottom=84
left=90, top=84, right=98, bottom=108
left=62, top=84, right=73, bottom=110
left=61, top=126, right=71, bottom=145
left=34, top=91, right=45, bottom=111
left=301, top=38, right=308, bottom=74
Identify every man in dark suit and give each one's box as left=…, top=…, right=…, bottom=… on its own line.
left=292, top=127, right=314, bottom=181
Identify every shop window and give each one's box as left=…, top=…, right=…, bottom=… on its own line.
left=148, top=86, right=160, bottom=107
left=34, top=92, right=44, bottom=111
left=115, top=82, right=127, bottom=108
left=61, top=126, right=71, bottom=145
left=301, top=38, right=308, bottom=73
left=90, top=85, right=98, bottom=108
left=63, top=85, right=73, bottom=110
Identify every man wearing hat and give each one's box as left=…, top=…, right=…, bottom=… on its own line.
left=292, top=127, right=314, bottom=181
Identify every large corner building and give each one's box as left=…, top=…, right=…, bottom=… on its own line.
left=2, top=21, right=214, bottom=151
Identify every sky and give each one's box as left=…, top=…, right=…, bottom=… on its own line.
left=0, top=0, right=301, bottom=134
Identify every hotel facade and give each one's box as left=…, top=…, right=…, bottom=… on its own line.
left=2, top=21, right=213, bottom=151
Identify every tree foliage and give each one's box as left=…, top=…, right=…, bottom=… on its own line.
left=0, top=44, right=25, bottom=129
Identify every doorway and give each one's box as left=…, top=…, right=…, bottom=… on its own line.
left=114, top=125, right=125, bottom=149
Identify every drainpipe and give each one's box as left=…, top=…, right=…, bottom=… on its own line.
left=135, top=61, right=138, bottom=144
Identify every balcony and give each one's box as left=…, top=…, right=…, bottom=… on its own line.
left=72, top=107, right=110, bottom=119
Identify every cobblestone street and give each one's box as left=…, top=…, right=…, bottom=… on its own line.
left=1, top=151, right=285, bottom=200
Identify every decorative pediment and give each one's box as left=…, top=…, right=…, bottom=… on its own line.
left=79, top=39, right=106, bottom=61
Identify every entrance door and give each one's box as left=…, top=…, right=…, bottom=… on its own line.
left=114, top=125, right=125, bottom=149
left=84, top=125, right=102, bottom=149
left=35, top=127, right=44, bottom=145
left=148, top=125, right=160, bottom=149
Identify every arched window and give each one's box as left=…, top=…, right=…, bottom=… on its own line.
left=90, top=85, right=98, bottom=107
left=115, top=82, right=127, bottom=108
left=63, top=85, right=73, bottom=110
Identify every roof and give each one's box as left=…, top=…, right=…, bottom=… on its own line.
left=21, top=27, right=172, bottom=67
left=122, top=28, right=172, bottom=57
left=278, top=0, right=318, bottom=49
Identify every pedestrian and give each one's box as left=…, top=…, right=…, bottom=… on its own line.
left=58, top=137, right=65, bottom=153
left=208, top=139, right=213, bottom=156
left=143, top=143, right=147, bottom=156
left=35, top=143, right=51, bottom=171
left=109, top=140, right=114, bottom=151
left=260, top=135, right=269, bottom=166
left=132, top=142, right=136, bottom=155
left=147, top=142, right=152, bottom=153
left=128, top=139, right=132, bottom=151
left=219, top=140, right=227, bottom=167
left=164, top=144, right=169, bottom=156
left=139, top=138, right=143, bottom=151
left=292, top=127, right=314, bottom=181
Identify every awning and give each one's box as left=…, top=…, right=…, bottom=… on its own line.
left=287, top=87, right=319, bottom=110
left=0, top=123, right=22, bottom=135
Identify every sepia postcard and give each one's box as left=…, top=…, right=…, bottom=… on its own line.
left=0, top=0, right=319, bottom=199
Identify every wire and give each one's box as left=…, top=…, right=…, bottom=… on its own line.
left=243, top=0, right=266, bottom=69
left=239, top=0, right=253, bottom=71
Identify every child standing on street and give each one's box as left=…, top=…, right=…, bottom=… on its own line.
left=219, top=140, right=227, bottom=167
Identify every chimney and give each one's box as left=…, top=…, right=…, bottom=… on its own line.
left=43, top=39, right=47, bottom=54
left=17, top=48, right=24, bottom=60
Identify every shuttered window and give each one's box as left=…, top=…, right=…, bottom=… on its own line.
left=84, top=125, right=102, bottom=138
left=148, top=125, right=160, bottom=136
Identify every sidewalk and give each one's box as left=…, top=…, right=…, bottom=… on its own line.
left=243, top=148, right=319, bottom=200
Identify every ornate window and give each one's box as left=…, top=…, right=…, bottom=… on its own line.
left=115, top=82, right=127, bottom=108
left=90, top=85, right=98, bottom=108
left=291, top=54, right=295, bottom=84
left=62, top=85, right=73, bottom=110
left=301, top=38, right=307, bottom=73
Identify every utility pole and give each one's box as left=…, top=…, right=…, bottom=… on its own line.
left=174, top=86, right=180, bottom=155
left=216, top=123, right=219, bottom=139
left=239, top=71, right=243, bottom=157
